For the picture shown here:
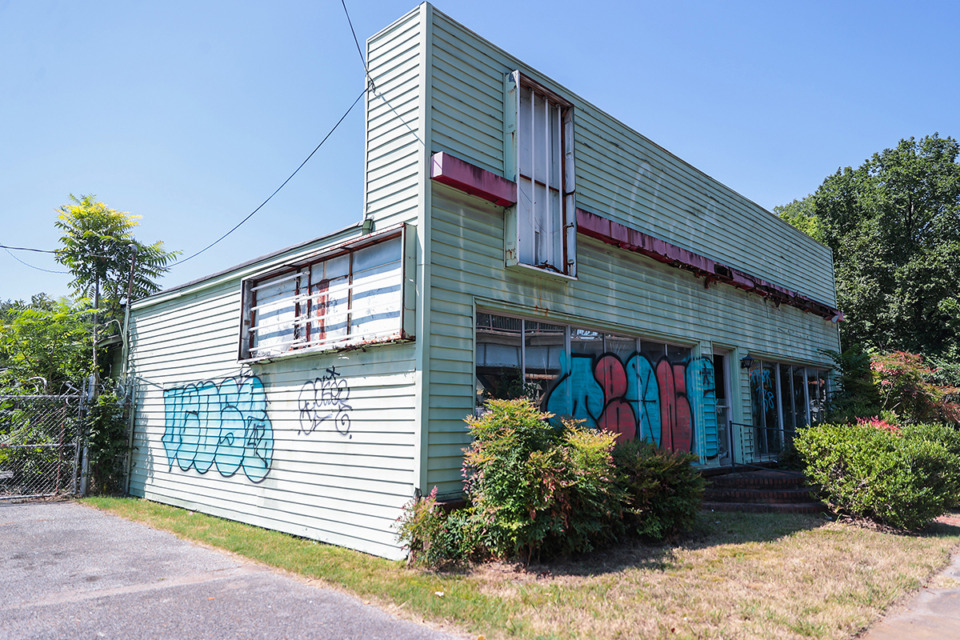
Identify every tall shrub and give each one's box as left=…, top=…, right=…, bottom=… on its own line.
left=796, top=421, right=960, bottom=529
left=871, top=351, right=960, bottom=424
left=823, top=345, right=881, bottom=423
left=85, top=391, right=129, bottom=494
left=462, top=399, right=623, bottom=561
left=613, top=439, right=704, bottom=540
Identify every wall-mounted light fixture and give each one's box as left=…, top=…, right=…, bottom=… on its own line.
left=740, top=354, right=755, bottom=369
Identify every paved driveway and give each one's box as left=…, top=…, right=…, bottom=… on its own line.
left=0, top=501, right=466, bottom=640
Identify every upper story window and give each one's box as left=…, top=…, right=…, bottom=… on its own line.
left=239, top=226, right=414, bottom=361
left=505, top=72, right=576, bottom=277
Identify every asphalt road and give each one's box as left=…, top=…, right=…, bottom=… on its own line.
left=0, top=501, right=468, bottom=640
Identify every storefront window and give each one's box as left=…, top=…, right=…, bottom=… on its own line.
left=749, top=358, right=830, bottom=457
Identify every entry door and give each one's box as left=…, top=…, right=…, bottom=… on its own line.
left=713, top=351, right=733, bottom=466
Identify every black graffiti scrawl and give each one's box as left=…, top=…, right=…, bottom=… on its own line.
left=162, top=374, right=274, bottom=483
left=298, top=367, right=352, bottom=437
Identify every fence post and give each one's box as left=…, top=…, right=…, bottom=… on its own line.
left=78, top=378, right=92, bottom=497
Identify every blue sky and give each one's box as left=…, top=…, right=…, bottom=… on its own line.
left=2, top=0, right=957, bottom=302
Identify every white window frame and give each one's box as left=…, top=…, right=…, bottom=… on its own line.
left=238, top=225, right=415, bottom=362
left=504, top=71, right=576, bottom=277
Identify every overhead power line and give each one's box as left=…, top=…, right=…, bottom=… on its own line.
left=1, top=246, right=68, bottom=274
left=0, top=243, right=57, bottom=254
left=172, top=88, right=366, bottom=267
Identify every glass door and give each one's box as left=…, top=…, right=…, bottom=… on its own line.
left=713, top=351, right=732, bottom=466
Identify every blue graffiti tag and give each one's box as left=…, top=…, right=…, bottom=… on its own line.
left=749, top=367, right=776, bottom=413
left=543, top=351, right=720, bottom=459
left=162, top=374, right=274, bottom=483
left=686, top=356, right=718, bottom=458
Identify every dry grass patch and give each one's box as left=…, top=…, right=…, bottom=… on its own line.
left=83, top=498, right=960, bottom=640
left=473, top=513, right=959, bottom=640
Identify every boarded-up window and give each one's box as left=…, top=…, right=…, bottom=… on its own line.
left=240, top=229, right=410, bottom=361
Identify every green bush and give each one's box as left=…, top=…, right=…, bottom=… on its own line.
left=395, top=487, right=476, bottom=566
left=613, top=439, right=704, bottom=540
left=902, top=422, right=960, bottom=459
left=823, top=345, right=881, bottom=424
left=397, top=399, right=708, bottom=565
left=462, top=399, right=623, bottom=562
left=795, top=421, right=960, bottom=530
left=85, top=391, right=129, bottom=495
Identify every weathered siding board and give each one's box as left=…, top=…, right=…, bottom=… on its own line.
left=128, top=231, right=420, bottom=560
left=364, top=7, right=423, bottom=230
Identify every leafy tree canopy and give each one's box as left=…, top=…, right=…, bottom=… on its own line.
left=54, top=195, right=179, bottom=320
left=778, top=134, right=960, bottom=360
left=0, top=294, right=91, bottom=393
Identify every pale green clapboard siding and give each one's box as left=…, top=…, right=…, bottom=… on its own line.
left=426, top=9, right=836, bottom=304
left=363, top=7, right=423, bottom=230
left=416, top=8, right=840, bottom=492
left=128, top=233, right=419, bottom=561
left=423, top=184, right=839, bottom=493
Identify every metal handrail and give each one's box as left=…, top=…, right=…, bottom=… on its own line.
left=729, top=421, right=798, bottom=472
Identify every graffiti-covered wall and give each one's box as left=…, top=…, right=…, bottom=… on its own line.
left=475, top=313, right=724, bottom=463
left=128, top=231, right=420, bottom=561
left=544, top=351, right=719, bottom=458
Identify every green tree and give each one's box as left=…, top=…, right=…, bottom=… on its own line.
left=0, top=295, right=92, bottom=393
left=54, top=195, right=179, bottom=322
left=774, top=196, right=823, bottom=241
left=778, top=135, right=960, bottom=359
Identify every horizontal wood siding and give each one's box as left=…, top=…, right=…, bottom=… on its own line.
left=422, top=10, right=840, bottom=492
left=425, top=182, right=839, bottom=493
left=364, top=8, right=423, bottom=230
left=128, top=236, right=418, bottom=560
left=427, top=9, right=835, bottom=304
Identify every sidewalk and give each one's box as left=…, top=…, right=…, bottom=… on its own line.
left=0, top=501, right=467, bottom=640
left=859, top=514, right=960, bottom=639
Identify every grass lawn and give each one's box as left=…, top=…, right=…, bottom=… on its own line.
left=82, top=497, right=960, bottom=640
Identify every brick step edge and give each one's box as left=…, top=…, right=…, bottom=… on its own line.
left=707, top=475, right=808, bottom=490
left=704, top=487, right=819, bottom=504
left=701, top=501, right=827, bottom=514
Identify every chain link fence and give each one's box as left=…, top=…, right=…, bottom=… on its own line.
left=0, top=392, right=86, bottom=500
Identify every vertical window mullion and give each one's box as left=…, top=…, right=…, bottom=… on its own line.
left=293, top=271, right=302, bottom=347
left=774, top=364, right=784, bottom=448
left=249, top=288, right=258, bottom=355
left=309, top=264, right=316, bottom=346
left=520, top=319, right=527, bottom=385
left=787, top=367, right=796, bottom=428
left=528, top=88, right=536, bottom=263
left=346, top=252, right=355, bottom=337
left=543, top=96, right=551, bottom=264
left=554, top=103, right=562, bottom=267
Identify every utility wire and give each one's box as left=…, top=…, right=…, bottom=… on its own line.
left=1, top=246, right=68, bottom=274
left=340, top=0, right=425, bottom=147
left=0, top=243, right=57, bottom=253
left=340, top=0, right=368, bottom=75
left=172, top=88, right=366, bottom=267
